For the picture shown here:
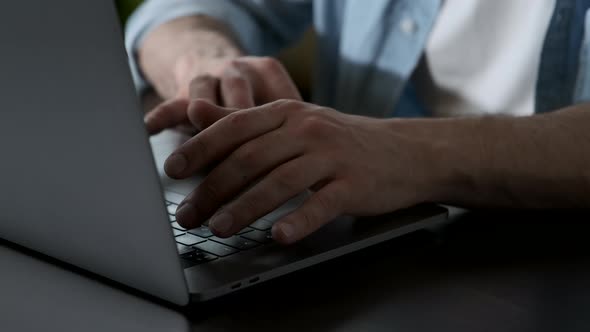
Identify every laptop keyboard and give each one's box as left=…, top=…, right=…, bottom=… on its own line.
left=167, top=201, right=274, bottom=266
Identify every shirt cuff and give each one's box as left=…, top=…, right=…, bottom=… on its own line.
left=125, top=0, right=263, bottom=93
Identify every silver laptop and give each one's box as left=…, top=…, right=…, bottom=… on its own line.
left=0, top=0, right=448, bottom=305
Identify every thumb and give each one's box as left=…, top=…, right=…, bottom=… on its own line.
left=187, top=99, right=236, bottom=131
left=144, top=98, right=190, bottom=135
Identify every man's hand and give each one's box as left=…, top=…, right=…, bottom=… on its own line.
left=144, top=56, right=302, bottom=135
left=139, top=16, right=301, bottom=135
left=164, top=100, right=442, bottom=244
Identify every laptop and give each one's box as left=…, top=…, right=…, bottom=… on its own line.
left=0, top=0, right=448, bottom=305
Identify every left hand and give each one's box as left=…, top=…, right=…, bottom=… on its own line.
left=143, top=57, right=301, bottom=136
left=166, top=99, right=440, bottom=244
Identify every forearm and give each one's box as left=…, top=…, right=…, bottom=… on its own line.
left=390, top=104, right=590, bottom=208
left=138, top=16, right=243, bottom=99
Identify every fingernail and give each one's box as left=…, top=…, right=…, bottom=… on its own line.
left=176, top=204, right=197, bottom=227
left=165, top=153, right=187, bottom=175
left=210, top=212, right=234, bottom=234
left=278, top=223, right=295, bottom=240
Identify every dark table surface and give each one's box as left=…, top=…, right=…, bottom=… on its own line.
left=2, top=208, right=590, bottom=332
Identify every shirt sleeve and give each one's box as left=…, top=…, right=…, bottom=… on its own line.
left=125, top=0, right=313, bottom=92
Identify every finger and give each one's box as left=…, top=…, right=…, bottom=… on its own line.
left=271, top=182, right=345, bottom=244
left=205, top=156, right=332, bottom=237
left=234, top=57, right=302, bottom=103
left=164, top=99, right=293, bottom=179
left=144, top=98, right=190, bottom=135
left=188, top=75, right=220, bottom=104
left=187, top=99, right=236, bottom=132
left=174, top=123, right=200, bottom=137
left=220, top=67, right=255, bottom=108
left=175, top=129, right=303, bottom=229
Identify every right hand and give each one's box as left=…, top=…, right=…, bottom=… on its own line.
left=145, top=56, right=302, bottom=135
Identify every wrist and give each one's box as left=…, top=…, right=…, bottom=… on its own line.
left=384, top=117, right=485, bottom=205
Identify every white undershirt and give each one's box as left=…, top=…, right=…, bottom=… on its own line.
left=419, top=0, right=556, bottom=117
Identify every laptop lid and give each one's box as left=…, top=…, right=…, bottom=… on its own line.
left=0, top=1, right=189, bottom=305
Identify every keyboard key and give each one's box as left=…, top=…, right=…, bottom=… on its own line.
left=181, top=249, right=218, bottom=264
left=194, top=241, right=238, bottom=257
left=249, top=219, right=273, bottom=231
left=176, top=243, right=194, bottom=255
left=176, top=233, right=207, bottom=246
left=171, top=222, right=186, bottom=231
left=237, top=227, right=254, bottom=235
left=167, top=204, right=178, bottom=215
left=187, top=226, right=214, bottom=238
left=241, top=230, right=273, bottom=244
left=173, top=229, right=185, bottom=237
left=169, top=215, right=176, bottom=222
left=210, top=236, right=260, bottom=250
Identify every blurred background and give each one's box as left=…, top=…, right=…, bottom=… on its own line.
left=115, top=0, right=143, bottom=23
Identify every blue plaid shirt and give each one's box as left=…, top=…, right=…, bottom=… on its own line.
left=126, top=0, right=590, bottom=117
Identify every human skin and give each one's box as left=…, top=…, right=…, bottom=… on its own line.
left=139, top=16, right=301, bottom=135
left=139, top=16, right=590, bottom=245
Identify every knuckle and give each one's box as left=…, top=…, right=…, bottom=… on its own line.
left=222, top=75, right=247, bottom=90
left=269, top=99, right=303, bottom=114
left=276, top=98, right=299, bottom=107
left=315, top=190, right=340, bottom=216
left=299, top=209, right=316, bottom=235
left=226, top=111, right=250, bottom=127
left=190, top=74, right=213, bottom=85
left=297, top=191, right=340, bottom=236
left=189, top=97, right=211, bottom=107
left=189, top=75, right=217, bottom=90
left=233, top=144, right=258, bottom=169
left=258, top=56, right=282, bottom=74
left=227, top=58, right=244, bottom=70
left=272, top=170, right=301, bottom=193
left=188, top=98, right=209, bottom=114
left=298, top=114, right=328, bottom=136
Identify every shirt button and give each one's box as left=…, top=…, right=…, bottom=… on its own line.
left=400, top=17, right=418, bottom=35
